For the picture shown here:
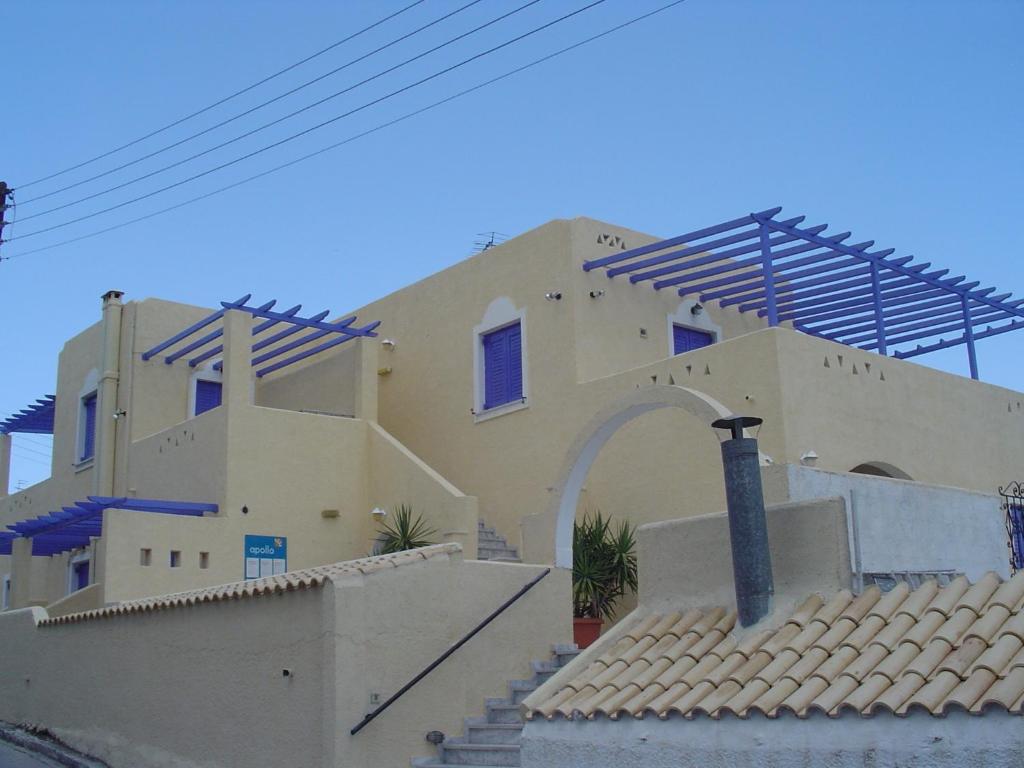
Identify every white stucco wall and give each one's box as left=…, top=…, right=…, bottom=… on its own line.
left=521, top=710, right=1024, bottom=768
left=767, top=464, right=1008, bottom=581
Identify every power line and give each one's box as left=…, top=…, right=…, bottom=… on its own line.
left=11, top=450, right=50, bottom=467
left=3, top=0, right=687, bottom=261
left=14, top=0, right=428, bottom=190
left=5, top=0, right=599, bottom=243
left=14, top=0, right=538, bottom=223
left=17, top=0, right=487, bottom=207
left=11, top=442, right=51, bottom=459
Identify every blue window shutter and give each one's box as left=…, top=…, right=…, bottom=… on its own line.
left=81, top=393, right=97, bottom=461
left=673, top=325, right=714, bottom=355
left=507, top=323, right=523, bottom=402
left=483, top=321, right=523, bottom=409
left=74, top=561, right=89, bottom=591
left=195, top=380, right=223, bottom=415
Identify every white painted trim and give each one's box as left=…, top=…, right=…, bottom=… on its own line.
left=67, top=550, right=91, bottom=595
left=473, top=297, right=529, bottom=421
left=667, top=299, right=721, bottom=356
left=188, top=363, right=224, bottom=417
left=75, top=368, right=100, bottom=466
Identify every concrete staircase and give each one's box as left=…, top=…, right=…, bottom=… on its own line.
left=476, top=519, right=520, bottom=562
left=412, top=644, right=580, bottom=768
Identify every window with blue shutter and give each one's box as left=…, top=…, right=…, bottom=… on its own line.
left=194, top=379, right=223, bottom=415
left=673, top=325, right=714, bottom=355
left=81, top=393, right=97, bottom=461
left=482, top=322, right=523, bottom=410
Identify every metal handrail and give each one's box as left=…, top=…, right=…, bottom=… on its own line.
left=350, top=566, right=552, bottom=735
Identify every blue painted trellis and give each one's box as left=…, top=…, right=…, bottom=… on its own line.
left=1, top=395, right=56, bottom=434
left=584, top=207, right=1024, bottom=379
left=0, top=496, right=217, bottom=557
left=141, top=295, right=380, bottom=378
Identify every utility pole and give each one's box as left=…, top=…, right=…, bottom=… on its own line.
left=0, top=181, right=11, bottom=260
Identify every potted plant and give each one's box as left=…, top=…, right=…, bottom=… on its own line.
left=572, top=511, right=638, bottom=648
left=374, top=505, right=437, bottom=554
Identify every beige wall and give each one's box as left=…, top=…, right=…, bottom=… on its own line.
left=0, top=590, right=331, bottom=768
left=0, top=549, right=571, bottom=768
left=256, top=341, right=359, bottom=417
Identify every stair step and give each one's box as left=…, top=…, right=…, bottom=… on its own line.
left=485, top=702, right=522, bottom=724
left=488, top=555, right=521, bottom=564
left=442, top=742, right=520, bottom=766
left=508, top=681, right=536, bottom=705
left=552, top=645, right=581, bottom=667
left=466, top=723, right=523, bottom=745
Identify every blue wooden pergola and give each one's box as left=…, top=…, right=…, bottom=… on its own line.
left=141, top=295, right=380, bottom=378
left=0, top=496, right=217, bottom=557
left=584, top=207, right=1024, bottom=379
left=1, top=395, right=56, bottom=435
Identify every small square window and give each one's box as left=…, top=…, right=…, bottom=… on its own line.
left=199, top=552, right=209, bottom=569
left=169, top=550, right=182, bottom=568
left=140, top=548, right=152, bottom=566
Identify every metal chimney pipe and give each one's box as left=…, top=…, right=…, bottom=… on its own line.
left=712, top=415, right=773, bottom=627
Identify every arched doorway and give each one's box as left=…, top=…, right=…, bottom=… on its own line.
left=547, top=385, right=762, bottom=568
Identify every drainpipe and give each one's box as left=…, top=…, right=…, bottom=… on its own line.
left=0, top=432, right=10, bottom=497
left=94, top=290, right=124, bottom=496
left=712, top=415, right=774, bottom=627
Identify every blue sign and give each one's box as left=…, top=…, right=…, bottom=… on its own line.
left=244, top=535, right=287, bottom=579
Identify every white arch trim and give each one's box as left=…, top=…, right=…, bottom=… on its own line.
left=549, top=385, right=767, bottom=568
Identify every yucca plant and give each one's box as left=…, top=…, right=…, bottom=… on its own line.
left=572, top=511, right=638, bottom=620
left=375, top=505, right=437, bottom=554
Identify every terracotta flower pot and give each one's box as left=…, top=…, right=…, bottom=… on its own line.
left=573, top=617, right=603, bottom=649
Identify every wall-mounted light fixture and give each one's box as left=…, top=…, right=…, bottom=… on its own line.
left=691, top=303, right=704, bottom=316
left=544, top=291, right=563, bottom=301
left=800, top=450, right=819, bottom=466
left=112, top=410, right=127, bottom=420
left=589, top=290, right=605, bottom=299
left=371, top=507, right=387, bottom=520
left=381, top=338, right=396, bottom=351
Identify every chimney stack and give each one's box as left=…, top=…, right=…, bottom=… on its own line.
left=712, top=416, right=774, bottom=626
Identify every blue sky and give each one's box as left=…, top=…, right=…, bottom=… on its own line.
left=2, top=0, right=1022, bottom=488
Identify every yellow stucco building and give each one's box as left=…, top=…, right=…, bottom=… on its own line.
left=1, top=210, right=1022, bottom=613
left=1, top=208, right=1023, bottom=768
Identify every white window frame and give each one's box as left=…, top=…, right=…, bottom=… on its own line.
left=2, top=575, right=10, bottom=610
left=473, top=297, right=529, bottom=423
left=75, top=368, right=100, bottom=468
left=67, top=551, right=91, bottom=595
left=666, top=300, right=721, bottom=357
left=189, top=364, right=224, bottom=418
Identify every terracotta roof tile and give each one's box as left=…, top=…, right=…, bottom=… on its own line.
left=39, top=543, right=460, bottom=626
left=527, top=572, right=1024, bottom=720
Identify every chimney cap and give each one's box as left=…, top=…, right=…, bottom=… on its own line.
left=712, top=415, right=762, bottom=440
left=101, top=290, right=124, bottom=302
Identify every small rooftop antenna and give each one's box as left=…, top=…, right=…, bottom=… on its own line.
left=473, top=231, right=508, bottom=254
